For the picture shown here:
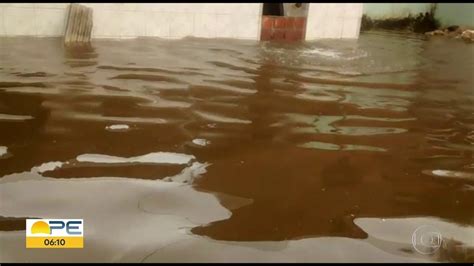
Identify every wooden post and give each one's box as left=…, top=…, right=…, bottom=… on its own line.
left=64, top=4, right=93, bottom=46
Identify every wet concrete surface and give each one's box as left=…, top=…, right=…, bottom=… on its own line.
left=0, top=31, right=473, bottom=262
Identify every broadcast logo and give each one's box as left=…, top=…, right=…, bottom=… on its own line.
left=411, top=225, right=442, bottom=255
left=26, top=219, right=84, bottom=248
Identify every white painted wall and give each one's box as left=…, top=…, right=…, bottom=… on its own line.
left=0, top=3, right=262, bottom=40
left=0, top=3, right=363, bottom=40
left=305, top=3, right=363, bottom=40
left=0, top=4, right=69, bottom=37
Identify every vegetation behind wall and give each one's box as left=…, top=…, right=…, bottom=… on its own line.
left=361, top=4, right=440, bottom=33
left=361, top=3, right=474, bottom=33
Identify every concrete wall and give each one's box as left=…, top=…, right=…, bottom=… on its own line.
left=0, top=3, right=262, bottom=40
left=435, top=3, right=474, bottom=28
left=306, top=3, right=363, bottom=40
left=0, top=4, right=69, bottom=37
left=363, top=3, right=431, bottom=19
left=0, top=3, right=363, bottom=40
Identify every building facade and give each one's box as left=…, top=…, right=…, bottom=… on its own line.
left=0, top=3, right=364, bottom=40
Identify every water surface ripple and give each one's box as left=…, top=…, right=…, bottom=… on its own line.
left=0, top=32, right=473, bottom=262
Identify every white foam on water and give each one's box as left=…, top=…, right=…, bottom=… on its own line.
left=76, top=152, right=195, bottom=165
left=0, top=164, right=445, bottom=263
left=0, top=172, right=224, bottom=262
left=139, top=99, right=192, bottom=109
left=194, top=111, right=251, bottom=124
left=299, top=141, right=387, bottom=152
left=302, top=47, right=368, bottom=62
left=0, top=146, right=7, bottom=157
left=105, top=124, right=130, bottom=131
left=0, top=158, right=251, bottom=263
left=141, top=234, right=427, bottom=263
left=0, top=170, right=428, bottom=263
left=423, top=169, right=474, bottom=181
left=432, top=170, right=474, bottom=179
left=354, top=217, right=474, bottom=249
left=192, top=139, right=209, bottom=147
left=0, top=114, right=34, bottom=121
left=343, top=51, right=369, bottom=61
left=66, top=113, right=167, bottom=124
left=303, top=48, right=342, bottom=59
left=0, top=148, right=451, bottom=263
left=31, top=161, right=64, bottom=173
left=2, top=87, right=62, bottom=95
left=163, top=162, right=210, bottom=184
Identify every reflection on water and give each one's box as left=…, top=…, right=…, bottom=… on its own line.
left=0, top=31, right=473, bottom=262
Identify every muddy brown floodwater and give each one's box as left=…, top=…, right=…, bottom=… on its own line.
left=0, top=31, right=473, bottom=262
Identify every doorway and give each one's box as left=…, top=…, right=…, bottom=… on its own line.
left=262, top=3, right=284, bottom=16
left=260, top=3, right=308, bottom=42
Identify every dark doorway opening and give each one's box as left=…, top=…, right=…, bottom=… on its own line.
left=262, top=3, right=284, bottom=16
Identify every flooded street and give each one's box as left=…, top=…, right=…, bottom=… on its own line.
left=0, top=31, right=473, bottom=262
